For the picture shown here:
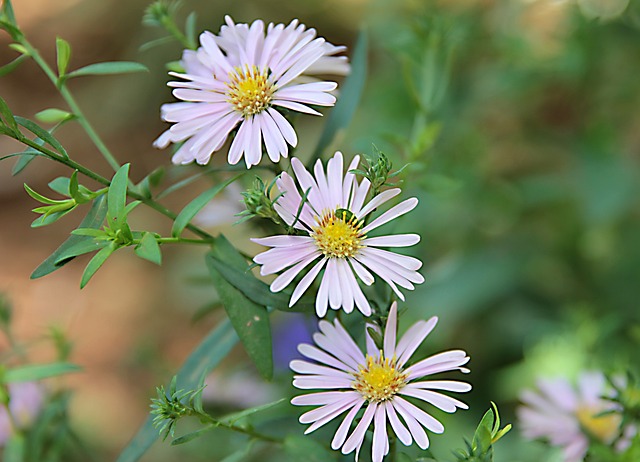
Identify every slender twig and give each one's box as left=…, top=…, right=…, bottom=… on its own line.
left=196, top=414, right=284, bottom=444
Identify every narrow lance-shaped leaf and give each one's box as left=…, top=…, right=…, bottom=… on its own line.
left=35, top=108, right=73, bottom=124
left=309, top=28, right=368, bottom=165
left=205, top=236, right=273, bottom=380
left=14, top=116, right=68, bottom=158
left=116, top=320, right=238, bottom=462
left=56, top=37, right=71, bottom=77
left=0, top=54, right=28, bottom=78
left=107, top=163, right=130, bottom=227
left=80, top=241, right=116, bottom=289
left=66, top=61, right=148, bottom=79
left=135, top=232, right=162, bottom=265
left=5, top=362, right=82, bottom=383
left=171, top=174, right=242, bottom=237
left=0, top=95, right=18, bottom=132
left=31, top=194, right=108, bottom=279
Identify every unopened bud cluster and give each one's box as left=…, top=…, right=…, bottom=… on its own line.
left=237, top=177, right=282, bottom=225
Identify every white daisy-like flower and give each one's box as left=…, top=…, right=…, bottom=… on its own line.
left=290, top=302, right=471, bottom=462
left=517, top=372, right=635, bottom=462
left=252, top=151, right=424, bottom=317
left=154, top=16, right=348, bottom=168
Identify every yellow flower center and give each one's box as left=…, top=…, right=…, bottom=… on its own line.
left=226, top=65, right=275, bottom=117
left=576, top=406, right=621, bottom=443
left=312, top=209, right=365, bottom=259
left=352, top=353, right=407, bottom=403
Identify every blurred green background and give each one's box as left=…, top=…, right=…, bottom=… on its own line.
left=1, top=0, right=639, bottom=461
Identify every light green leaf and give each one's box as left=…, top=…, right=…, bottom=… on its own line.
left=35, top=108, right=73, bottom=124
left=53, top=239, right=107, bottom=265
left=14, top=116, right=68, bottom=158
left=80, top=242, right=116, bottom=288
left=107, top=163, right=130, bottom=227
left=24, top=183, right=60, bottom=205
left=31, top=209, right=75, bottom=228
left=116, top=320, right=238, bottom=462
left=284, top=435, right=337, bottom=462
left=31, top=195, right=108, bottom=279
left=170, top=424, right=214, bottom=446
left=0, top=95, right=18, bottom=132
left=4, top=362, right=81, bottom=382
left=171, top=174, right=241, bottom=237
left=206, top=237, right=273, bottom=380
left=135, top=232, right=162, bottom=265
left=309, top=28, right=368, bottom=165
left=48, top=176, right=70, bottom=196
left=219, top=398, right=285, bottom=425
left=185, top=12, right=198, bottom=49
left=10, top=150, right=39, bottom=175
left=66, top=61, right=148, bottom=79
left=56, top=37, right=71, bottom=77
left=0, top=54, right=27, bottom=77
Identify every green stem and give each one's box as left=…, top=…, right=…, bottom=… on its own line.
left=17, top=36, right=122, bottom=173
left=197, top=413, right=283, bottom=444
left=160, top=16, right=192, bottom=49
left=17, top=135, right=215, bottom=240
left=154, top=237, right=215, bottom=245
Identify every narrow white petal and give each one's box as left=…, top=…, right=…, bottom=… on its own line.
left=408, top=380, right=473, bottom=393
left=400, top=387, right=469, bottom=412
left=365, top=323, right=381, bottom=357
left=272, top=100, right=323, bottom=116
left=396, top=317, right=438, bottom=367
left=336, top=259, right=354, bottom=314
left=268, top=108, right=297, bottom=147
left=383, top=302, right=398, bottom=359
left=270, top=252, right=321, bottom=293
left=392, top=400, right=430, bottom=449
left=292, top=390, right=359, bottom=406
left=372, top=405, right=389, bottom=462
left=393, top=396, right=445, bottom=433
left=252, top=235, right=313, bottom=247
left=299, top=394, right=359, bottom=424
left=349, top=258, right=375, bottom=285
left=297, top=343, right=355, bottom=372
left=385, top=401, right=412, bottom=446
left=293, top=376, right=352, bottom=389
left=327, top=151, right=344, bottom=211
left=349, top=178, right=371, bottom=216
left=331, top=399, right=365, bottom=450
left=326, top=259, right=342, bottom=310
left=290, top=258, right=326, bottom=306
left=362, top=198, right=419, bottom=234
left=315, top=268, right=330, bottom=317
left=363, top=234, right=421, bottom=248
left=358, top=188, right=401, bottom=218
left=342, top=403, right=376, bottom=455
left=290, top=360, right=353, bottom=380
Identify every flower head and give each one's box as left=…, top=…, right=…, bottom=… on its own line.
left=252, top=151, right=424, bottom=317
left=291, top=302, right=471, bottom=462
left=154, top=16, right=348, bottom=168
left=0, top=382, right=45, bottom=446
left=517, top=372, right=636, bottom=462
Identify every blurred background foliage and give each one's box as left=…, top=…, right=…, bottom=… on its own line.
left=1, top=0, right=640, bottom=461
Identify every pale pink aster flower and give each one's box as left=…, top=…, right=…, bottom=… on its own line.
left=0, top=382, right=45, bottom=446
left=290, top=302, right=471, bottom=462
left=252, top=151, right=424, bottom=317
left=154, top=16, right=347, bottom=168
left=517, top=372, right=635, bottom=462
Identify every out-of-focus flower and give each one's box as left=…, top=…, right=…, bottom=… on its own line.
left=517, top=371, right=636, bottom=462
left=0, top=382, right=45, bottom=446
left=252, top=151, right=424, bottom=317
left=272, top=313, right=314, bottom=371
left=291, top=302, right=471, bottom=462
left=154, top=16, right=348, bottom=168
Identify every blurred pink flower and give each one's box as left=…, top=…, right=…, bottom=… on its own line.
left=291, top=302, right=471, bottom=461
left=253, top=152, right=424, bottom=317
left=154, top=16, right=348, bottom=168
left=0, top=382, right=45, bottom=446
left=517, top=371, right=636, bottom=462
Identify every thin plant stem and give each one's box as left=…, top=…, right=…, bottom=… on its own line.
left=196, top=413, right=283, bottom=444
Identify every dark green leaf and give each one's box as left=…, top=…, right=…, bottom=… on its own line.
left=53, top=239, right=107, bottom=265
left=31, top=195, right=107, bottom=279
left=135, top=232, right=162, bottom=265
left=171, top=174, right=241, bottom=237
left=35, top=108, right=73, bottom=124
left=309, top=28, right=368, bottom=165
left=136, top=166, right=165, bottom=198
left=1, top=0, right=17, bottom=24
left=14, top=116, right=68, bottom=158
left=170, top=424, right=214, bottom=446
left=0, top=95, right=18, bottom=132
left=116, top=320, right=238, bottom=462
left=66, top=61, right=148, bottom=79
left=5, top=362, right=81, bottom=382
left=284, top=435, right=337, bottom=462
left=220, top=398, right=285, bottom=425
left=80, top=242, right=116, bottom=288
left=108, top=163, right=130, bottom=227
left=206, top=254, right=315, bottom=313
left=31, top=209, right=75, bottom=228
left=206, top=238, right=273, bottom=380
left=56, top=37, right=71, bottom=77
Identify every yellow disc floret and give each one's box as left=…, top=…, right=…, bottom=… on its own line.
left=352, top=352, right=407, bottom=403
left=576, top=406, right=621, bottom=443
left=227, top=65, right=275, bottom=117
left=312, top=209, right=365, bottom=259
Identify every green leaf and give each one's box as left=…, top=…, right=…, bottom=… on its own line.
left=80, top=242, right=116, bottom=288
left=48, top=176, right=71, bottom=196
left=14, top=116, right=68, bottom=158
left=1, top=0, right=17, bottom=25
left=108, top=163, right=130, bottom=227
left=309, top=28, right=368, bottom=165
left=284, top=435, right=337, bottom=462
left=170, top=424, right=215, bottom=446
left=0, top=54, right=27, bottom=77
left=135, top=232, right=162, bottom=265
left=219, top=443, right=254, bottom=462
left=219, top=398, right=285, bottom=425
left=171, top=174, right=241, bottom=237
left=31, top=208, right=75, bottom=228
left=3, top=434, right=25, bottom=462
left=0, top=95, right=18, bottom=132
left=56, top=37, right=71, bottom=77
left=4, top=362, right=81, bottom=382
left=206, top=254, right=315, bottom=313
left=206, top=238, right=273, bottom=380
left=31, top=195, right=108, bottom=279
left=398, top=454, right=413, bottom=462
left=35, top=108, right=73, bottom=124
left=66, top=61, right=148, bottom=79
left=185, top=12, right=197, bottom=49
left=136, top=166, right=165, bottom=199
left=53, top=238, right=107, bottom=265
left=116, top=320, right=238, bottom=462
left=24, top=183, right=61, bottom=205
